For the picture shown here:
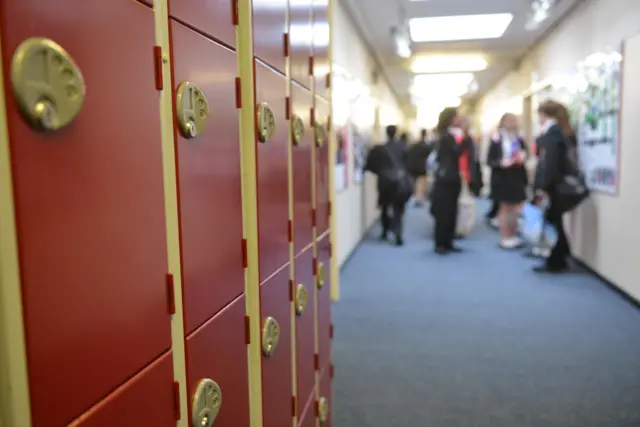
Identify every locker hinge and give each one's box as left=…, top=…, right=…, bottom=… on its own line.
left=308, top=56, right=314, bottom=76
left=313, top=257, right=318, bottom=275
left=328, top=242, right=332, bottom=258
left=241, top=238, right=248, bottom=268
left=327, top=201, right=331, bottom=217
left=310, top=107, right=315, bottom=126
left=235, top=78, right=242, bottom=109
left=287, top=219, right=293, bottom=242
left=283, top=33, right=290, bottom=57
left=166, top=273, right=176, bottom=314
left=153, top=45, right=164, bottom=90
left=172, top=381, right=181, bottom=420
left=314, top=353, right=320, bottom=371
left=311, top=208, right=317, bottom=227
left=315, top=400, right=320, bottom=417
left=325, top=72, right=331, bottom=89
left=330, top=364, right=335, bottom=378
left=285, top=97, right=291, bottom=120
left=291, top=395, right=297, bottom=416
left=329, top=324, right=334, bottom=339
left=244, top=316, right=251, bottom=344
left=289, top=279, right=295, bottom=302
left=231, top=0, right=239, bottom=25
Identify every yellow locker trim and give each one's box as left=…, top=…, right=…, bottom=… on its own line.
left=0, top=25, right=33, bottom=427
left=235, top=2, right=264, bottom=427
left=152, top=2, right=189, bottom=425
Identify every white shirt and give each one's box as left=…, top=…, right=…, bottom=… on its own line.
left=500, top=130, right=518, bottom=159
left=540, top=119, right=557, bottom=135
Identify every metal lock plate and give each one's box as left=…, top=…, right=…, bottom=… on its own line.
left=318, top=396, right=329, bottom=424
left=191, top=379, right=222, bottom=427
left=256, top=102, right=276, bottom=143
left=291, top=114, right=305, bottom=146
left=295, top=284, right=308, bottom=316
left=316, top=262, right=326, bottom=289
left=11, top=38, right=86, bottom=132
left=314, top=122, right=326, bottom=147
left=261, top=316, right=280, bottom=357
left=176, top=82, right=209, bottom=139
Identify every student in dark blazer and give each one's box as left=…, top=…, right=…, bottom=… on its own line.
left=533, top=100, right=573, bottom=272
left=486, top=113, right=528, bottom=249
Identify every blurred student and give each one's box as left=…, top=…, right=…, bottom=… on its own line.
left=487, top=113, right=528, bottom=249
left=407, top=128, right=433, bottom=206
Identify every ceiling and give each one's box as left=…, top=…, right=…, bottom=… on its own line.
left=340, top=0, right=582, bottom=118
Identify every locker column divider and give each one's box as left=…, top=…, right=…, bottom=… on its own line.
left=236, top=2, right=265, bottom=427
left=152, top=2, right=189, bottom=425
left=0, top=24, right=33, bottom=427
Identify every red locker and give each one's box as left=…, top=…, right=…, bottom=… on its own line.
left=169, top=0, right=235, bottom=49
left=317, top=366, right=333, bottom=426
left=0, top=2, right=171, bottom=425
left=314, top=97, right=330, bottom=235
left=70, top=353, right=175, bottom=427
left=295, top=247, right=316, bottom=417
left=255, top=61, right=290, bottom=282
left=260, top=266, right=293, bottom=427
left=316, top=234, right=332, bottom=372
left=253, top=0, right=287, bottom=73
left=298, top=389, right=317, bottom=427
left=171, top=21, right=245, bottom=334
left=291, top=83, right=314, bottom=254
left=186, top=295, right=250, bottom=427
left=289, top=0, right=312, bottom=88
left=311, top=0, right=330, bottom=99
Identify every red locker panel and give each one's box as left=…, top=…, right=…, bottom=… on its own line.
left=70, top=353, right=175, bottom=427
left=311, top=0, right=330, bottom=99
left=171, top=21, right=245, bottom=334
left=260, top=266, right=293, bottom=427
left=186, top=295, right=250, bottom=427
left=318, top=366, right=333, bottom=427
left=255, top=61, right=290, bottom=282
left=289, top=0, right=312, bottom=88
left=0, top=2, right=171, bottom=425
left=314, top=97, right=330, bottom=235
left=253, top=0, right=287, bottom=73
left=295, top=247, right=316, bottom=416
left=298, top=391, right=317, bottom=427
left=316, top=235, right=332, bottom=371
left=169, top=0, right=235, bottom=49
left=291, top=83, right=314, bottom=254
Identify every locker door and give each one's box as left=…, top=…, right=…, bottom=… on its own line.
left=297, top=391, right=317, bottom=427
left=317, top=366, right=332, bottom=427
left=186, top=296, right=250, bottom=427
left=289, top=0, right=312, bottom=88
left=291, top=83, right=314, bottom=254
left=169, top=0, right=235, bottom=49
left=255, top=61, right=290, bottom=282
left=316, top=235, right=331, bottom=372
left=253, top=0, right=287, bottom=73
left=260, top=267, right=293, bottom=427
left=314, top=97, right=330, bottom=236
left=295, top=248, right=316, bottom=418
left=0, top=2, right=171, bottom=425
left=171, top=21, right=245, bottom=335
left=311, top=0, right=330, bottom=99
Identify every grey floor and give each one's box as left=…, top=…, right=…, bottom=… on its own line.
left=333, top=200, right=640, bottom=427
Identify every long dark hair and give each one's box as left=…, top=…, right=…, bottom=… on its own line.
left=436, top=107, right=458, bottom=133
left=538, top=99, right=574, bottom=140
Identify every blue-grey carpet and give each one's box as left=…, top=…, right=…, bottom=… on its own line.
left=333, top=200, right=640, bottom=427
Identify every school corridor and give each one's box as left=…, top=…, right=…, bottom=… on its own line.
left=332, top=201, right=640, bottom=427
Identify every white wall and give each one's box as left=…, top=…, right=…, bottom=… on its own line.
left=478, top=0, right=640, bottom=301
left=332, top=0, right=404, bottom=267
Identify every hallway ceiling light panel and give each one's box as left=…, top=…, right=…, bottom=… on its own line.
left=411, top=73, right=475, bottom=97
left=409, top=13, right=514, bottom=42
left=411, top=54, right=488, bottom=73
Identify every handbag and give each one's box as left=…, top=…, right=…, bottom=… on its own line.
left=381, top=144, right=413, bottom=204
left=556, top=147, right=589, bottom=213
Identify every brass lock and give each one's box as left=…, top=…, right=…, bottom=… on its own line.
left=295, top=284, right=308, bottom=316
left=262, top=316, right=280, bottom=357
left=256, top=102, right=276, bottom=143
left=291, top=114, right=305, bottom=146
left=11, top=38, right=86, bottom=132
left=176, top=81, right=209, bottom=139
left=191, top=379, right=222, bottom=427
left=318, top=396, right=329, bottom=424
left=314, top=121, right=327, bottom=147
left=316, top=262, right=326, bottom=289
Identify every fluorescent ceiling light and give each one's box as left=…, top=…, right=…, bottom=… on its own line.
left=411, top=54, right=488, bottom=73
left=409, top=13, right=514, bottom=42
left=411, top=73, right=475, bottom=97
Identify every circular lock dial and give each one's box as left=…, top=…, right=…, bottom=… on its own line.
left=261, top=316, right=280, bottom=357
left=314, top=122, right=327, bottom=147
left=318, top=396, right=329, bottom=424
left=191, top=379, right=222, bottom=427
left=256, top=102, right=276, bottom=143
left=176, top=82, right=209, bottom=139
left=316, top=262, right=327, bottom=289
left=11, top=38, right=86, bottom=132
left=291, top=114, right=305, bottom=146
left=295, top=284, right=308, bottom=316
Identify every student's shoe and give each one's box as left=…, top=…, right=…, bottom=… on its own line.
left=500, top=237, right=523, bottom=249
left=533, top=263, right=568, bottom=273
left=446, top=245, right=463, bottom=253
left=435, top=247, right=449, bottom=255
left=489, top=218, right=499, bottom=229
left=395, top=236, right=404, bottom=246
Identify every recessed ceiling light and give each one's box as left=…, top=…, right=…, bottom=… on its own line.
left=411, top=54, right=488, bottom=73
left=411, top=73, right=475, bottom=97
left=409, top=13, right=514, bottom=42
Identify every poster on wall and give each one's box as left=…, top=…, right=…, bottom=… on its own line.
left=334, top=124, right=350, bottom=192
left=352, top=127, right=366, bottom=184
